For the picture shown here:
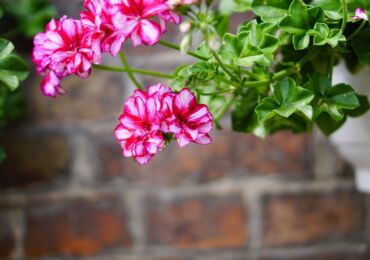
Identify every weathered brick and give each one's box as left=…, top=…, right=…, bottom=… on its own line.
left=146, top=193, right=248, bottom=249
left=0, top=132, right=70, bottom=188
left=98, top=131, right=312, bottom=184
left=262, top=190, right=365, bottom=247
left=26, top=70, right=124, bottom=123
left=0, top=214, right=14, bottom=258
left=25, top=197, right=132, bottom=257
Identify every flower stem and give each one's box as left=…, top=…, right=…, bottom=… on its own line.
left=341, top=0, right=348, bottom=32
left=92, top=64, right=174, bottom=79
left=158, top=40, right=208, bottom=61
left=211, top=50, right=238, bottom=81
left=119, top=52, right=143, bottom=89
left=348, top=19, right=367, bottom=40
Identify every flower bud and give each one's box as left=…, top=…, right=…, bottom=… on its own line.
left=208, top=35, right=221, bottom=51
left=180, top=21, right=192, bottom=33
left=180, top=34, right=192, bottom=53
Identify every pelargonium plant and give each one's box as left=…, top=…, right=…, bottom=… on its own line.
left=32, top=0, right=370, bottom=165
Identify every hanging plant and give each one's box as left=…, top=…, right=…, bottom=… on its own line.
left=32, top=0, right=370, bottom=165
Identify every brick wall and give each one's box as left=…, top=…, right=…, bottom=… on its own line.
left=0, top=1, right=369, bottom=259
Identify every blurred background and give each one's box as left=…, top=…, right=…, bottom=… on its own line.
left=0, top=0, right=369, bottom=259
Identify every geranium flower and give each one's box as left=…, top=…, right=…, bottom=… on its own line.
left=81, top=0, right=127, bottom=56
left=109, top=0, right=180, bottom=47
left=115, top=89, right=165, bottom=165
left=32, top=16, right=102, bottom=97
left=40, top=71, right=66, bottom=98
left=115, top=85, right=213, bottom=164
left=353, top=8, right=368, bottom=20
left=170, top=88, right=213, bottom=147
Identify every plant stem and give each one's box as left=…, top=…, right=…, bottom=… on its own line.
left=119, top=52, right=142, bottom=89
left=348, top=19, right=367, bottom=40
left=92, top=64, right=174, bottom=79
left=158, top=40, right=208, bottom=61
left=341, top=0, right=348, bottom=32
left=211, top=50, right=238, bottom=81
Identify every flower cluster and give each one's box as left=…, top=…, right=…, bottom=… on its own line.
left=32, top=0, right=181, bottom=97
left=115, top=84, right=213, bottom=164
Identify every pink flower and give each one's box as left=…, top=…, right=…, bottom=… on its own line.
left=115, top=89, right=165, bottom=165
left=81, top=0, right=127, bottom=56
left=40, top=71, right=66, bottom=97
left=353, top=8, right=368, bottom=20
left=109, top=0, right=180, bottom=47
left=115, top=85, right=213, bottom=164
left=169, top=88, right=213, bottom=147
left=33, top=16, right=102, bottom=97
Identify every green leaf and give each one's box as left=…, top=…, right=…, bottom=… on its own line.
left=1, top=0, right=56, bottom=38
left=0, top=39, right=14, bottom=60
left=221, top=20, right=279, bottom=67
left=219, top=0, right=252, bottom=15
left=251, top=0, right=291, bottom=22
left=279, top=0, right=313, bottom=35
left=0, top=39, right=29, bottom=91
left=307, top=23, right=345, bottom=47
left=352, top=28, right=370, bottom=66
left=310, top=0, right=343, bottom=20
left=327, top=83, right=360, bottom=109
left=345, top=95, right=370, bottom=117
left=279, top=0, right=324, bottom=50
left=316, top=112, right=346, bottom=135
left=256, top=78, right=314, bottom=122
left=308, top=73, right=360, bottom=121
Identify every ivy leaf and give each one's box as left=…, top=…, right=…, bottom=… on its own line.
left=279, top=0, right=324, bottom=50
left=256, top=78, right=314, bottom=122
left=310, top=0, right=343, bottom=20
left=222, top=20, right=278, bottom=67
left=219, top=33, right=244, bottom=65
left=308, top=73, right=360, bottom=121
left=0, top=39, right=29, bottom=91
left=307, top=23, right=345, bottom=47
left=251, top=0, right=291, bottom=23
left=316, top=112, right=346, bottom=135
left=352, top=28, right=370, bottom=66
left=345, top=95, right=370, bottom=117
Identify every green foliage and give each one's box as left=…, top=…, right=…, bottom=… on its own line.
left=0, top=0, right=56, bottom=38
left=0, top=39, right=28, bottom=91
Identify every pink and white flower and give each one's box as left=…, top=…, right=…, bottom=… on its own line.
left=353, top=8, right=368, bottom=21
left=169, top=88, right=213, bottom=147
left=109, top=0, right=180, bottom=47
left=33, top=16, right=102, bottom=97
left=115, top=85, right=213, bottom=164
left=81, top=0, right=127, bottom=56
left=115, top=89, right=165, bottom=165
left=40, top=71, right=66, bottom=98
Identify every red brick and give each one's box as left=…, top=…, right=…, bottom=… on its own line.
left=146, top=193, right=248, bottom=249
left=0, top=214, right=14, bottom=258
left=26, top=70, right=124, bottom=123
left=262, top=190, right=365, bottom=247
left=25, top=197, right=132, bottom=257
left=99, top=131, right=312, bottom=184
left=0, top=132, right=70, bottom=188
